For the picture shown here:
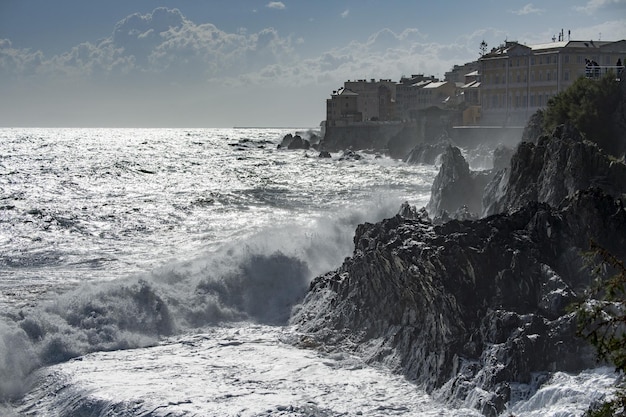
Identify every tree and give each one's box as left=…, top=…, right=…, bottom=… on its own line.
left=575, top=242, right=626, bottom=416
left=480, top=40, right=488, bottom=57
left=543, top=74, right=622, bottom=156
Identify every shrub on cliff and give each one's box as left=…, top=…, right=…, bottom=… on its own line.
left=543, top=74, right=622, bottom=156
left=576, top=243, right=626, bottom=416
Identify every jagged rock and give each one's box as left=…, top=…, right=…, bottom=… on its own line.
left=318, top=151, right=332, bottom=158
left=398, top=202, right=430, bottom=221
left=492, top=145, right=514, bottom=171
left=404, top=140, right=453, bottom=165
left=483, top=125, right=626, bottom=216
left=338, top=150, right=362, bottom=161
left=291, top=188, right=626, bottom=415
left=277, top=134, right=311, bottom=150
left=288, top=135, right=310, bottom=150
left=427, top=146, right=492, bottom=218
left=521, top=109, right=544, bottom=144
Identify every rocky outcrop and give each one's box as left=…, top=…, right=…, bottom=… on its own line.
left=292, top=188, right=626, bottom=416
left=404, top=139, right=454, bottom=165
left=426, top=146, right=492, bottom=219
left=483, top=124, right=626, bottom=216
left=278, top=134, right=311, bottom=150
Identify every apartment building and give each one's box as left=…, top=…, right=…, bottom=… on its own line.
left=479, top=39, right=626, bottom=125
left=326, top=76, right=457, bottom=125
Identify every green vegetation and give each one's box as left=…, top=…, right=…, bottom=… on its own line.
left=576, top=242, right=626, bottom=416
left=543, top=73, right=622, bottom=156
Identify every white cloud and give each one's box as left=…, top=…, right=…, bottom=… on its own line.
left=511, top=3, right=544, bottom=15
left=266, top=2, right=286, bottom=10
left=575, top=0, right=626, bottom=14
left=341, top=9, right=350, bottom=18
left=0, top=8, right=300, bottom=84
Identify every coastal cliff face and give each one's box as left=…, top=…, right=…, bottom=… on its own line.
left=292, top=112, right=626, bottom=415
left=292, top=188, right=626, bottom=415
left=292, top=78, right=626, bottom=415
left=483, top=124, right=626, bottom=216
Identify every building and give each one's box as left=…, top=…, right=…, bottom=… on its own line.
left=444, top=61, right=479, bottom=84
left=326, top=88, right=361, bottom=127
left=396, top=74, right=436, bottom=120
left=344, top=79, right=397, bottom=122
left=479, top=39, right=626, bottom=125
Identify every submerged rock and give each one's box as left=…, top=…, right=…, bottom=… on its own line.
left=292, top=189, right=626, bottom=415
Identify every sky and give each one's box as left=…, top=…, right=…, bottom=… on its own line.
left=1, top=0, right=625, bottom=128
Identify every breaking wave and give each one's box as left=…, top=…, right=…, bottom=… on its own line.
left=0, top=198, right=403, bottom=401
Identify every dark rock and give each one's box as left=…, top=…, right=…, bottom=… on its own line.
left=521, top=109, right=544, bottom=144
left=318, top=151, right=332, bottom=158
left=288, top=135, right=310, bottom=150
left=492, top=145, right=515, bottom=171
left=292, top=189, right=626, bottom=415
left=427, top=146, right=492, bottom=218
left=277, top=133, right=311, bottom=150
left=482, top=126, right=626, bottom=216
left=338, top=150, right=362, bottom=161
left=404, top=140, right=453, bottom=165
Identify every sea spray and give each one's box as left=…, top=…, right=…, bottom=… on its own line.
left=0, top=198, right=405, bottom=401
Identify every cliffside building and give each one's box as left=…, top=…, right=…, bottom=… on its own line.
left=479, top=39, right=626, bottom=125
left=326, top=75, right=457, bottom=126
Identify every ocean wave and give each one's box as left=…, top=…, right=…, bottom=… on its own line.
left=0, top=199, right=404, bottom=401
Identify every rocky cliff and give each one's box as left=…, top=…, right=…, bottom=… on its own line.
left=293, top=116, right=626, bottom=415
left=292, top=188, right=626, bottom=415
left=483, top=123, right=626, bottom=216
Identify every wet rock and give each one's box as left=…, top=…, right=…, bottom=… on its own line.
left=277, top=134, right=311, bottom=150
left=482, top=125, right=626, bottom=216
left=404, top=140, right=453, bottom=165
left=292, top=189, right=626, bottom=415
left=427, top=146, right=491, bottom=219
left=338, top=150, right=362, bottom=161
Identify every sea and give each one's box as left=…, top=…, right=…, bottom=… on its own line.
left=0, top=127, right=618, bottom=417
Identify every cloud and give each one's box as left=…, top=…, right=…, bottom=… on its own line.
left=341, top=9, right=350, bottom=18
left=0, top=7, right=506, bottom=96
left=511, top=3, right=544, bottom=15
left=575, top=0, right=626, bottom=13
left=266, top=2, right=286, bottom=10
left=0, top=7, right=299, bottom=84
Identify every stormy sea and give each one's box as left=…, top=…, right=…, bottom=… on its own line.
left=0, top=128, right=617, bottom=416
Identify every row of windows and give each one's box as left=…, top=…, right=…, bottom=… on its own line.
left=486, top=54, right=621, bottom=69
left=483, top=68, right=576, bottom=84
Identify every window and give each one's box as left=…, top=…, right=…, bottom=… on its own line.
left=564, top=70, right=570, bottom=81
left=547, top=71, right=551, bottom=81
left=565, top=55, right=570, bottom=64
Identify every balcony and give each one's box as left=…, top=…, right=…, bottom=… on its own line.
left=585, top=65, right=624, bottom=80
